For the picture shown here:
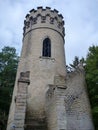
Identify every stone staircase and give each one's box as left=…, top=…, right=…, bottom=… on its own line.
left=13, top=71, right=30, bottom=130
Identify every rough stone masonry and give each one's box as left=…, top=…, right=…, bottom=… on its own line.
left=7, top=7, right=94, bottom=130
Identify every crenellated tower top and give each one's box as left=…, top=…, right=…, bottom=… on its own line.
left=23, top=7, right=65, bottom=37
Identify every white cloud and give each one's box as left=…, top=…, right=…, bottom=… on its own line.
left=0, top=0, right=98, bottom=64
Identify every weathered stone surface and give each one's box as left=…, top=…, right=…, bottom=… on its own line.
left=46, top=85, right=67, bottom=130
left=64, top=69, right=94, bottom=130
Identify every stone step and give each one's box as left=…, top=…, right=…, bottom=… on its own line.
left=17, top=94, right=27, bottom=98
left=15, top=108, right=26, bottom=113
left=18, top=86, right=27, bottom=93
left=16, top=99, right=26, bottom=103
left=16, top=102, right=26, bottom=106
left=15, top=105, right=26, bottom=110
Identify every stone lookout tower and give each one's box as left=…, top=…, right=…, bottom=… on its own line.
left=7, top=7, right=94, bottom=130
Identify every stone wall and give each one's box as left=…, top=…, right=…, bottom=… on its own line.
left=45, top=68, right=94, bottom=130
left=45, top=85, right=67, bottom=130
left=65, top=68, right=94, bottom=130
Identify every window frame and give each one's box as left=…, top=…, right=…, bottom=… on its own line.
left=42, top=38, right=51, bottom=57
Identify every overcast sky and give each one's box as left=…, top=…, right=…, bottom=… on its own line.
left=0, top=0, right=98, bottom=64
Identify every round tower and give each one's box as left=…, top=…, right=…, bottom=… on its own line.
left=7, top=7, right=66, bottom=129
left=7, top=7, right=95, bottom=130
left=21, top=6, right=66, bottom=118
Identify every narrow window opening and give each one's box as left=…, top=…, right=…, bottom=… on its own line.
left=43, top=38, right=51, bottom=57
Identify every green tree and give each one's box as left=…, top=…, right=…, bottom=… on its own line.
left=85, top=45, right=98, bottom=129
left=69, top=56, right=85, bottom=71
left=69, top=56, right=80, bottom=68
left=0, top=46, right=19, bottom=130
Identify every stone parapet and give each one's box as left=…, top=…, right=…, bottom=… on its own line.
left=23, top=7, right=65, bottom=38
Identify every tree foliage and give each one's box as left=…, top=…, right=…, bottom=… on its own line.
left=85, top=45, right=98, bottom=129
left=69, top=56, right=80, bottom=68
left=0, top=46, right=19, bottom=130
left=67, top=56, right=85, bottom=72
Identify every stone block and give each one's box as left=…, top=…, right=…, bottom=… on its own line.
left=14, top=113, right=25, bottom=120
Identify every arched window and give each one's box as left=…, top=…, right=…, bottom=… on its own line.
left=42, top=38, right=51, bottom=57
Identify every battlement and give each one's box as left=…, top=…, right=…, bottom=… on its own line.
left=23, top=7, right=65, bottom=37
